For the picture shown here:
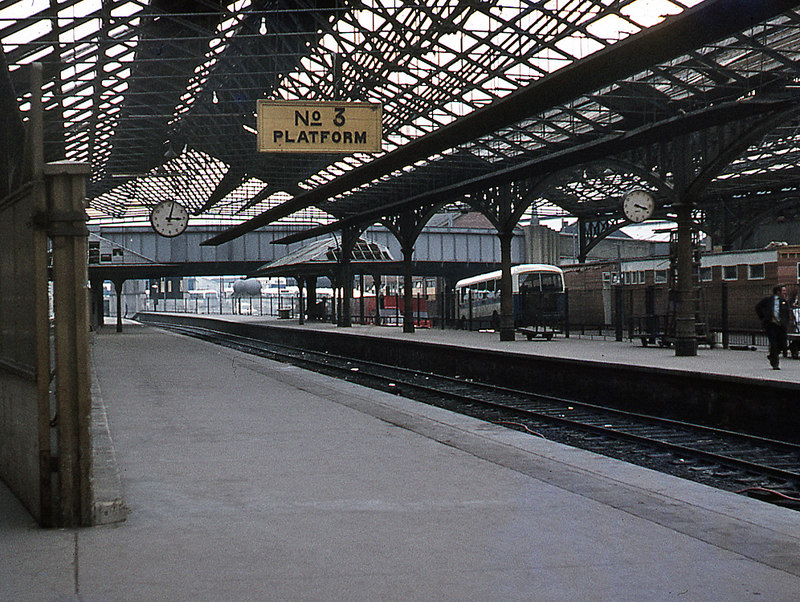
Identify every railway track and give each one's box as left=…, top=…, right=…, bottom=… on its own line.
left=147, top=320, right=800, bottom=509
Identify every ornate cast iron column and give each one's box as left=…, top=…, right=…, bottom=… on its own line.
left=498, top=229, right=515, bottom=341
left=402, top=244, right=415, bottom=333
left=337, top=227, right=357, bottom=327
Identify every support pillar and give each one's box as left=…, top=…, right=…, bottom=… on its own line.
left=339, top=269, right=352, bottom=327
left=402, top=245, right=415, bottom=333
left=674, top=199, right=697, bottom=356
left=578, top=217, right=589, bottom=263
left=113, top=278, right=125, bottom=333
left=374, top=273, right=382, bottom=325
left=331, top=275, right=338, bottom=324
left=296, top=276, right=305, bottom=325
left=89, top=279, right=104, bottom=331
left=499, top=231, right=515, bottom=341
left=307, top=277, right=317, bottom=320
left=337, top=228, right=358, bottom=327
left=45, top=161, right=93, bottom=527
left=359, top=273, right=365, bottom=325
left=440, top=277, right=449, bottom=330
left=330, top=277, right=337, bottom=323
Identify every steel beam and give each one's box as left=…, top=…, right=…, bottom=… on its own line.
left=202, top=0, right=800, bottom=246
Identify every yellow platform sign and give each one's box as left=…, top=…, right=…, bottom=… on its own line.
left=257, top=100, right=382, bottom=153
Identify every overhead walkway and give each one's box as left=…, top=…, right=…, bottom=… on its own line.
left=3, top=321, right=800, bottom=599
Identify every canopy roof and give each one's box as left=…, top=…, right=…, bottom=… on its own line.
left=2, top=0, right=799, bottom=247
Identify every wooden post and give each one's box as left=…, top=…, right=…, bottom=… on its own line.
left=45, top=161, right=93, bottom=527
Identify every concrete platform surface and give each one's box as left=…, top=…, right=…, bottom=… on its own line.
left=3, top=321, right=800, bottom=601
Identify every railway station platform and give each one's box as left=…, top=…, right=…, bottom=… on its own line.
left=198, top=313, right=800, bottom=384
left=129, top=314, right=800, bottom=441
left=4, top=319, right=800, bottom=600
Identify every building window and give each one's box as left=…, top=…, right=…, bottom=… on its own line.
left=748, top=264, right=765, bottom=280
left=654, top=270, right=668, bottom=284
left=722, top=265, right=738, bottom=281
left=638, top=271, right=646, bottom=284
left=699, top=267, right=712, bottom=282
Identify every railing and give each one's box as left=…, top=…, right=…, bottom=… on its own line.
left=568, top=318, right=769, bottom=348
left=120, top=294, right=773, bottom=348
left=137, top=294, right=300, bottom=317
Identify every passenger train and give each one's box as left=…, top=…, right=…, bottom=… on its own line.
left=455, top=264, right=565, bottom=330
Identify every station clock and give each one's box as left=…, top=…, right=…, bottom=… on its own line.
left=150, top=200, right=189, bottom=237
left=622, top=189, right=655, bottom=223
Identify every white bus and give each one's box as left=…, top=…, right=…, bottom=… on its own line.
left=455, top=264, right=565, bottom=330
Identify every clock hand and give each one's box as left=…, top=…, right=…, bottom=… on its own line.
left=634, top=203, right=649, bottom=210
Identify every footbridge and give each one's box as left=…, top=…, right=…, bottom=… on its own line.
left=88, top=223, right=528, bottom=283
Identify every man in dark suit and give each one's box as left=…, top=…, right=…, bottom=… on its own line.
left=755, top=285, right=792, bottom=370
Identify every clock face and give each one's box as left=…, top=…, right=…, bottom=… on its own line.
left=150, top=200, right=189, bottom=237
left=622, top=189, right=655, bottom=223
